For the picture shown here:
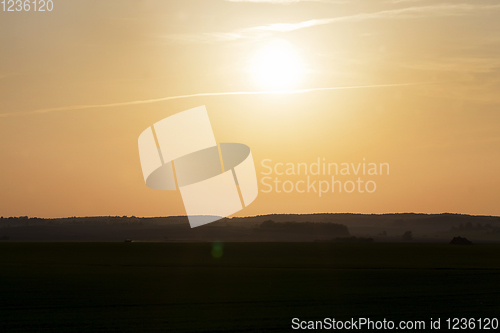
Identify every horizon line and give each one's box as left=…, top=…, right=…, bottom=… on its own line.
left=2, top=211, right=497, bottom=219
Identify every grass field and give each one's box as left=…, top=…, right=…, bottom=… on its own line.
left=1, top=242, right=499, bottom=332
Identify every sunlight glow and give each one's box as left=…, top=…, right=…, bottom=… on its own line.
left=251, top=40, right=303, bottom=90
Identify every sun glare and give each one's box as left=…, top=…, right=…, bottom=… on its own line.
left=251, top=40, right=303, bottom=90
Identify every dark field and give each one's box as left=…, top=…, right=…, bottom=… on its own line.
left=1, top=243, right=499, bottom=332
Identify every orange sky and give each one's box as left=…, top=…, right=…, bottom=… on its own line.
left=0, top=0, right=499, bottom=218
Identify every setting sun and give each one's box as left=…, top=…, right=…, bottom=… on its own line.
left=251, top=40, right=303, bottom=90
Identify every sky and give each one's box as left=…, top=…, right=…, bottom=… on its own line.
left=0, top=0, right=499, bottom=218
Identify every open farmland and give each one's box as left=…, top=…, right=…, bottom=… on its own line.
left=0, top=242, right=499, bottom=332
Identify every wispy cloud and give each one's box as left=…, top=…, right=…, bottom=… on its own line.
left=0, top=82, right=424, bottom=118
left=385, top=0, right=425, bottom=4
left=224, top=0, right=348, bottom=3
left=166, top=32, right=246, bottom=43
left=166, top=3, right=500, bottom=43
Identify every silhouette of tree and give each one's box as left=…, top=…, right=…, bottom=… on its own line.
left=402, top=231, right=413, bottom=241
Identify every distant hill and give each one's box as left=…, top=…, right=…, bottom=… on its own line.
left=223, top=213, right=500, bottom=228
left=0, top=213, right=499, bottom=242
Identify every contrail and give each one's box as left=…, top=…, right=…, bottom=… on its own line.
left=0, top=82, right=425, bottom=118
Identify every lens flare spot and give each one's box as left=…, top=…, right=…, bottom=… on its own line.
left=211, top=241, right=224, bottom=259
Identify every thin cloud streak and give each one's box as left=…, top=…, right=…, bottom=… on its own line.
left=167, top=3, right=500, bottom=43
left=246, top=4, right=500, bottom=32
left=0, top=82, right=425, bottom=118
left=225, top=0, right=348, bottom=3
left=385, top=0, right=424, bottom=3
